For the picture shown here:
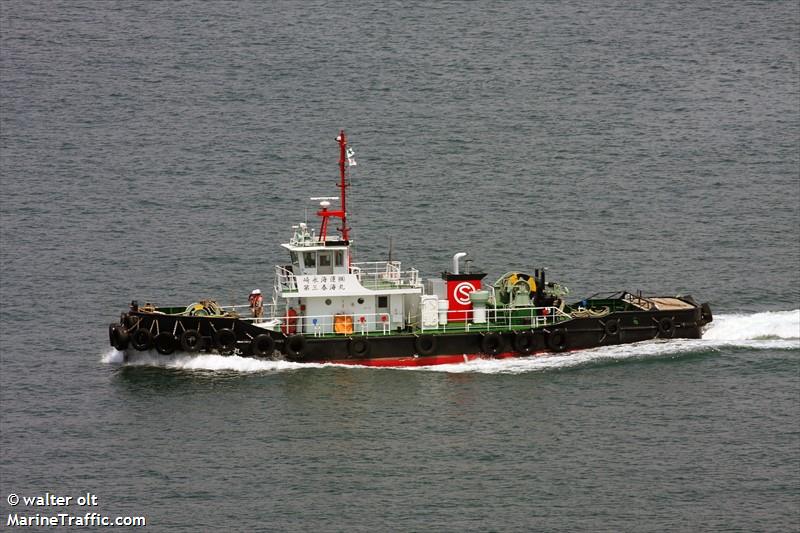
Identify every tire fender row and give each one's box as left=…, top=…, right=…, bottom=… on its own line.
left=109, top=318, right=280, bottom=358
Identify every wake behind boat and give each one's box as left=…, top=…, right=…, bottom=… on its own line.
left=108, top=131, right=712, bottom=366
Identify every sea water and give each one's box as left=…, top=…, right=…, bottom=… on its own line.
left=1, top=1, right=798, bottom=531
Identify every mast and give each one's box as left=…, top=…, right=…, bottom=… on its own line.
left=337, top=130, right=350, bottom=242
left=317, top=130, right=351, bottom=242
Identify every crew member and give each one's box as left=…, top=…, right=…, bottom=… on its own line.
left=249, top=289, right=263, bottom=318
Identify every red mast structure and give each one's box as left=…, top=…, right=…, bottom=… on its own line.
left=317, top=130, right=351, bottom=242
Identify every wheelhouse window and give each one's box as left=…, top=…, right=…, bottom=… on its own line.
left=335, top=250, right=344, bottom=267
left=318, top=252, right=333, bottom=274
left=303, top=252, right=316, bottom=268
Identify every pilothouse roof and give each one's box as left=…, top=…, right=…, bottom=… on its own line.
left=282, top=222, right=350, bottom=252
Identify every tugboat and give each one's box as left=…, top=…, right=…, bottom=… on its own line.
left=108, top=131, right=713, bottom=366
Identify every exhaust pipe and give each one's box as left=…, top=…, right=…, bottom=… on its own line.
left=452, top=252, right=467, bottom=274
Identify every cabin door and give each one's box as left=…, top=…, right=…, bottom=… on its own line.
left=377, top=295, right=391, bottom=329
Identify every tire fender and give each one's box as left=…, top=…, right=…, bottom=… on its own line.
left=348, top=337, right=371, bottom=357
left=180, top=329, right=202, bottom=352
left=251, top=334, right=276, bottom=357
left=154, top=332, right=177, bottom=355
left=481, top=332, right=502, bottom=355
left=604, top=319, right=620, bottom=337
left=658, top=317, right=675, bottom=337
left=514, top=330, right=535, bottom=354
left=547, top=328, right=568, bottom=352
left=285, top=334, right=307, bottom=358
left=130, top=328, right=153, bottom=351
left=214, top=328, right=237, bottom=353
left=414, top=334, right=436, bottom=356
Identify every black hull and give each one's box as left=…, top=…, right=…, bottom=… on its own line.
left=109, top=301, right=713, bottom=367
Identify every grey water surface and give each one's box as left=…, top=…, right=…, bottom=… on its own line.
left=1, top=1, right=798, bottom=531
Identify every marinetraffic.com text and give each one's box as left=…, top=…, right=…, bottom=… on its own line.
left=6, top=491, right=146, bottom=528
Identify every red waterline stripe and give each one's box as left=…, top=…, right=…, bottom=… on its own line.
left=324, top=350, right=554, bottom=367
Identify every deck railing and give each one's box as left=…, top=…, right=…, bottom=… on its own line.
left=350, top=261, right=420, bottom=289
left=297, top=311, right=397, bottom=336
left=622, top=292, right=657, bottom=310
left=274, top=261, right=420, bottom=293
left=274, top=265, right=297, bottom=293
left=423, top=305, right=572, bottom=332
left=243, top=303, right=572, bottom=336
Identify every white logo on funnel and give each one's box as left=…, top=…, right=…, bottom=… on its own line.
left=453, top=282, right=476, bottom=306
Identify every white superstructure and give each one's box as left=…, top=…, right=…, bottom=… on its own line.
left=271, top=222, right=422, bottom=335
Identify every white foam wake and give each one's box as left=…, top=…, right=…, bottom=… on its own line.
left=703, top=309, right=799, bottom=341
left=101, top=349, right=330, bottom=372
left=100, top=310, right=799, bottom=374
left=417, top=309, right=799, bottom=374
